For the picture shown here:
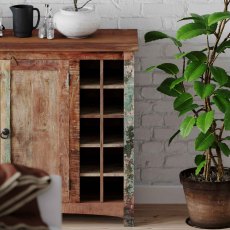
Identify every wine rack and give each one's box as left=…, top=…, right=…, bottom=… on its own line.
left=80, top=60, right=124, bottom=204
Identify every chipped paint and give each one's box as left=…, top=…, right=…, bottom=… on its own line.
left=124, top=53, right=134, bottom=227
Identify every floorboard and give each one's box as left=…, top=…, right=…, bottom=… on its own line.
left=62, top=204, right=208, bottom=229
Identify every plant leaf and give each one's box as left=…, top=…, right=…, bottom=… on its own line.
left=179, top=104, right=199, bottom=116
left=213, top=95, right=230, bottom=113
left=175, top=51, right=207, bottom=62
left=195, top=132, right=215, bottom=151
left=217, top=40, right=230, bottom=53
left=176, top=23, right=207, bottom=41
left=194, top=81, right=215, bottom=99
left=157, top=78, right=184, bottom=97
left=195, top=154, right=206, bottom=166
left=219, top=142, right=230, bottom=157
left=146, top=63, right=179, bottom=75
left=170, top=77, right=185, bottom=90
left=210, top=66, right=229, bottom=86
left=184, top=61, right=207, bottom=82
left=180, top=116, right=196, bottom=138
left=168, top=130, right=180, bottom=146
left=174, top=93, right=193, bottom=112
left=223, top=136, right=230, bottom=141
left=145, top=31, right=182, bottom=47
left=215, top=89, right=230, bottom=99
left=224, top=110, right=230, bottom=130
left=195, top=160, right=206, bottom=175
left=197, top=111, right=214, bottom=134
left=208, top=11, right=230, bottom=26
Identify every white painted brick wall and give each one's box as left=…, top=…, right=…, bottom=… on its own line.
left=1, top=0, right=230, bottom=187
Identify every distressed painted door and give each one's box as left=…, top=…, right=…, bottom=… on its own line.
left=0, top=59, right=70, bottom=202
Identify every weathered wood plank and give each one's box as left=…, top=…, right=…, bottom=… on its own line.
left=123, top=52, right=135, bottom=227
left=0, top=60, right=11, bottom=163
left=0, top=52, right=124, bottom=61
left=63, top=202, right=124, bottom=217
left=69, top=60, right=80, bottom=203
left=0, top=30, right=138, bottom=52
left=10, top=60, right=70, bottom=202
left=100, top=60, right=104, bottom=203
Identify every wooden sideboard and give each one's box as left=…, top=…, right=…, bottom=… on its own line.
left=0, top=29, right=138, bottom=226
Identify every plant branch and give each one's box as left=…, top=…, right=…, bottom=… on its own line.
left=78, top=0, right=93, bottom=10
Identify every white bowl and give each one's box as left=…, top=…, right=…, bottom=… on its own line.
left=53, top=6, right=100, bottom=38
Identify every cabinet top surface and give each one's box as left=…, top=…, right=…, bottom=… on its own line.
left=0, top=29, right=138, bottom=52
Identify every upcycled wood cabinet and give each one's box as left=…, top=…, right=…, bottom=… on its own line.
left=0, top=29, right=138, bottom=226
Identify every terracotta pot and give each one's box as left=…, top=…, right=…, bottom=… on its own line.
left=180, top=168, right=230, bottom=229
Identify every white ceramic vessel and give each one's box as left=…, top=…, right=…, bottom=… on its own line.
left=53, top=6, right=100, bottom=38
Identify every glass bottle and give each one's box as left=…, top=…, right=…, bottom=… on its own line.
left=46, top=8, right=54, bottom=40
left=38, top=4, right=49, bottom=39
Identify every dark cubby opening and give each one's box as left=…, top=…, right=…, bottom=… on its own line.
left=104, top=177, right=124, bottom=201
left=104, top=60, right=124, bottom=86
left=104, top=89, right=124, bottom=115
left=104, top=148, right=123, bottom=174
left=80, top=148, right=100, bottom=175
left=104, top=118, right=123, bottom=144
left=80, top=60, right=100, bottom=87
left=80, top=177, right=100, bottom=202
left=80, top=119, right=100, bottom=145
left=80, top=89, right=100, bottom=116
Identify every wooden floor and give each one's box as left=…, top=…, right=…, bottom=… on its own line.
left=63, top=204, right=215, bottom=229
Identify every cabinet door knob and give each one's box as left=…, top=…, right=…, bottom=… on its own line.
left=0, top=128, right=10, bottom=139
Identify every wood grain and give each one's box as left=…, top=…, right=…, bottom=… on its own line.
left=0, top=52, right=124, bottom=61
left=1, top=30, right=138, bottom=52
left=69, top=60, right=80, bottom=203
left=100, top=60, right=104, bottom=203
left=10, top=60, right=69, bottom=202
left=0, top=60, right=11, bottom=163
left=63, top=202, right=124, bottom=217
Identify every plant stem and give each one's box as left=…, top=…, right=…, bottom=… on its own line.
left=78, top=0, right=93, bottom=10
left=202, top=0, right=229, bottom=181
left=74, top=0, right=78, bottom=11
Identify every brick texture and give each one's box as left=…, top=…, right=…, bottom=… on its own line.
left=2, top=0, right=229, bottom=186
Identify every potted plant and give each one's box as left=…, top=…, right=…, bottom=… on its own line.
left=54, top=0, right=100, bottom=38
left=145, top=0, right=230, bottom=228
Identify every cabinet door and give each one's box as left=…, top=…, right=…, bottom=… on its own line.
left=0, top=59, right=70, bottom=202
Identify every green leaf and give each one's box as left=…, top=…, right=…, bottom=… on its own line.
left=197, top=111, right=214, bottom=134
left=176, top=23, right=207, bottom=41
left=179, top=104, right=199, bottom=116
left=195, top=160, right=206, bottom=175
left=180, top=116, right=196, bottom=138
left=144, top=31, right=182, bottom=47
left=146, top=63, right=179, bottom=75
left=195, top=132, right=215, bottom=151
left=219, top=142, right=230, bottom=157
left=210, top=66, right=228, bottom=86
left=174, top=93, right=193, bottom=112
left=217, top=40, right=230, bottom=53
left=168, top=130, right=180, bottom=146
left=223, top=136, right=230, bottom=141
left=213, top=95, right=230, bottom=113
left=224, top=110, right=230, bottom=130
left=175, top=51, right=207, bottom=62
left=194, top=81, right=215, bottom=99
left=170, top=77, right=185, bottom=90
left=215, top=89, right=230, bottom=99
left=157, top=78, right=184, bottom=97
left=195, top=154, right=206, bottom=166
left=184, top=61, right=207, bottom=82
left=208, top=11, right=230, bottom=26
